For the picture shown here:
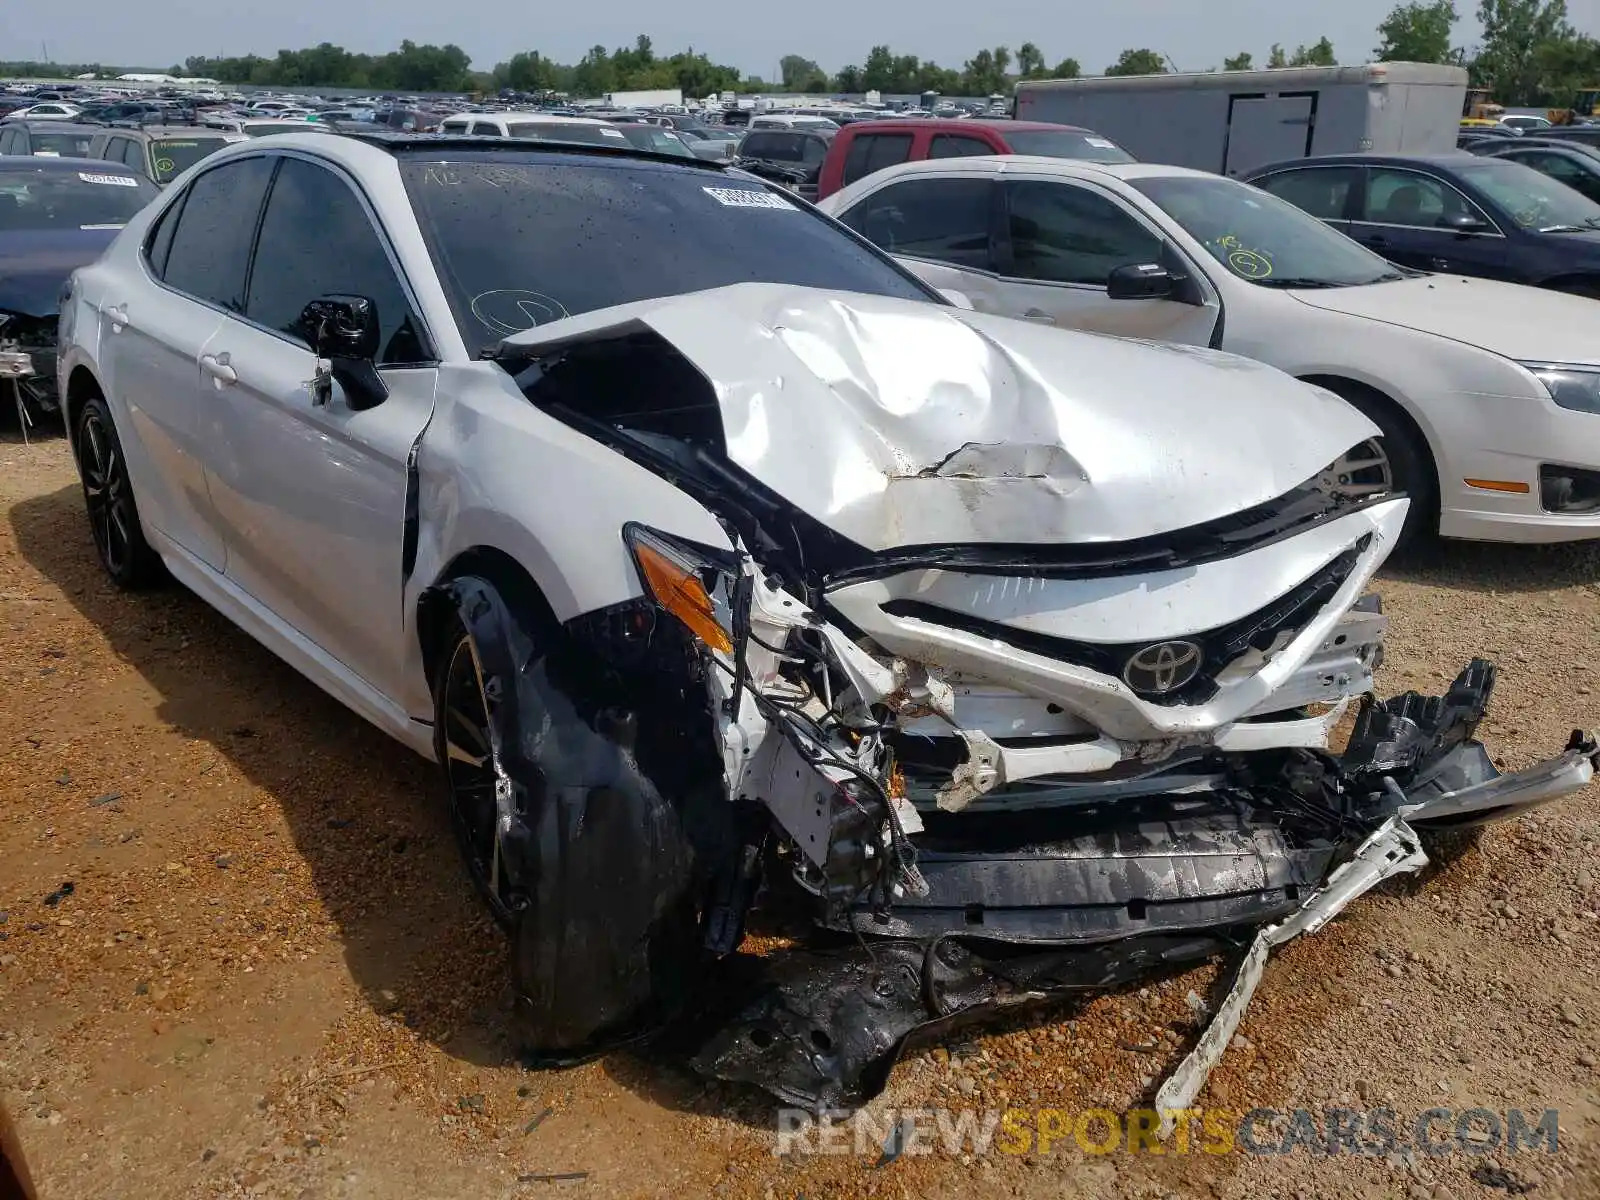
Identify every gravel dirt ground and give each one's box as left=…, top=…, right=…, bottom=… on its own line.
left=3, top=428, right=1599, bottom=1200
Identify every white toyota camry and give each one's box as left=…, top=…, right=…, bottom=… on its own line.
left=55, top=131, right=1596, bottom=1111
left=819, top=156, right=1600, bottom=545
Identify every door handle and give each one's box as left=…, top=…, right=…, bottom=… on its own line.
left=200, top=351, right=237, bottom=386
left=104, top=303, right=128, bottom=332
left=1023, top=308, right=1056, bottom=324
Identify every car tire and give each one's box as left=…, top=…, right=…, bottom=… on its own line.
left=432, top=604, right=538, bottom=931
left=1315, top=381, right=1436, bottom=549
left=73, top=395, right=163, bottom=589
left=430, top=579, right=703, bottom=1059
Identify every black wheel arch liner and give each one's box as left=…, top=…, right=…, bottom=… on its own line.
left=420, top=572, right=707, bottom=1061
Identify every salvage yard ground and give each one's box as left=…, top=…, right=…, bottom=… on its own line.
left=2, top=430, right=1599, bottom=1200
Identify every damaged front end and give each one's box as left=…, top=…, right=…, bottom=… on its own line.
left=473, top=285, right=1596, bottom=1113
left=0, top=311, right=59, bottom=427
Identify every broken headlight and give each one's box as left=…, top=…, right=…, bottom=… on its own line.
left=623, top=523, right=736, bottom=653
left=1521, top=362, right=1600, bottom=416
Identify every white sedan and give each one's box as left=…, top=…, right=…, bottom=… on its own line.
left=820, top=156, right=1600, bottom=544
left=53, top=131, right=1594, bottom=1109
left=2, top=101, right=83, bottom=121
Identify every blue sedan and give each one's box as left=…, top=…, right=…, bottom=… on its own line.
left=1244, top=152, right=1600, bottom=298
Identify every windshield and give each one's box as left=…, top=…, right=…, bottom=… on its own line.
left=505, top=121, right=626, bottom=146
left=149, top=137, right=230, bottom=183
left=1003, top=129, right=1136, bottom=163
left=400, top=155, right=937, bottom=356
left=1454, top=157, right=1600, bottom=229
left=29, top=130, right=95, bottom=157
left=1132, top=174, right=1404, bottom=288
left=0, top=168, right=158, bottom=231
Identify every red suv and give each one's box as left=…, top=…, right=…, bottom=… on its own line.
left=815, top=118, right=1135, bottom=200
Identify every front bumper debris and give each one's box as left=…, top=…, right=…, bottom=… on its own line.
left=681, top=661, right=1595, bottom=1112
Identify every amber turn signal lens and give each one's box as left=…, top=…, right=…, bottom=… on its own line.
left=631, top=538, right=734, bottom=654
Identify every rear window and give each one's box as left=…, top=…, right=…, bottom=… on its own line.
left=400, top=155, right=935, bottom=356
left=1001, top=129, right=1136, bottom=163
left=244, top=123, right=320, bottom=137
left=0, top=167, right=158, bottom=230
left=504, top=121, right=627, bottom=145
left=29, top=130, right=95, bottom=157
left=149, top=137, right=231, bottom=183
left=740, top=133, right=795, bottom=161
left=617, top=126, right=696, bottom=157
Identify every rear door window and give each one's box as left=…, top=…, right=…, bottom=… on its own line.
left=471, top=122, right=502, bottom=137
left=1253, top=166, right=1359, bottom=220
left=743, top=133, right=802, bottom=162
left=144, top=192, right=186, bottom=278
left=160, top=156, right=276, bottom=312
left=841, top=133, right=914, bottom=185
left=929, top=134, right=994, bottom=159
left=837, top=177, right=995, bottom=269
left=739, top=132, right=780, bottom=159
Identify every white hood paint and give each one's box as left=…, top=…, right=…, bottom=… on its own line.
left=1289, top=274, right=1600, bottom=365
left=503, top=283, right=1378, bottom=550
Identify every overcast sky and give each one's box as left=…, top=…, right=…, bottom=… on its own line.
left=11, top=1, right=1600, bottom=78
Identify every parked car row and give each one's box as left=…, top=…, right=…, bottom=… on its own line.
left=0, top=156, right=159, bottom=425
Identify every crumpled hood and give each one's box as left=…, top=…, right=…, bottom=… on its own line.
left=0, top=228, right=118, bottom=318
left=1289, top=273, right=1600, bottom=366
left=502, top=283, right=1378, bottom=549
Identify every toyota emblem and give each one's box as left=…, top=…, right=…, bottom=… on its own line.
left=1122, top=640, right=1203, bottom=695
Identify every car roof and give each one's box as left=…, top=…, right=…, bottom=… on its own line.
left=839, top=118, right=1091, bottom=135
left=448, top=113, right=614, bottom=127
left=0, top=154, right=138, bottom=175
left=1247, top=151, right=1483, bottom=175
left=108, top=125, right=236, bottom=139
left=744, top=124, right=835, bottom=138
left=832, top=154, right=1208, bottom=184
left=219, top=129, right=738, bottom=173
left=8, top=120, right=103, bottom=134
left=1492, top=137, right=1600, bottom=153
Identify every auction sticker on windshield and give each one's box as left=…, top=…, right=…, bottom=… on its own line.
left=78, top=173, right=140, bottom=187
left=703, top=186, right=794, bottom=210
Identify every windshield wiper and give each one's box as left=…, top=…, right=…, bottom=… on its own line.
left=1537, top=224, right=1593, bottom=233
left=1250, top=277, right=1346, bottom=289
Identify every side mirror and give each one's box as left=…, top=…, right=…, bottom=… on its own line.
left=296, top=294, right=388, bottom=410
left=937, top=288, right=975, bottom=310
left=1442, top=211, right=1490, bottom=233
left=1106, top=262, right=1177, bottom=301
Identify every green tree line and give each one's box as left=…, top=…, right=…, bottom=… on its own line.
left=2, top=2, right=1594, bottom=105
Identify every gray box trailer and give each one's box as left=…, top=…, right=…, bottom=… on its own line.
left=1014, top=62, right=1468, bottom=177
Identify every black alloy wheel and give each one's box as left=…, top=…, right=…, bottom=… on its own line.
left=75, top=395, right=161, bottom=588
